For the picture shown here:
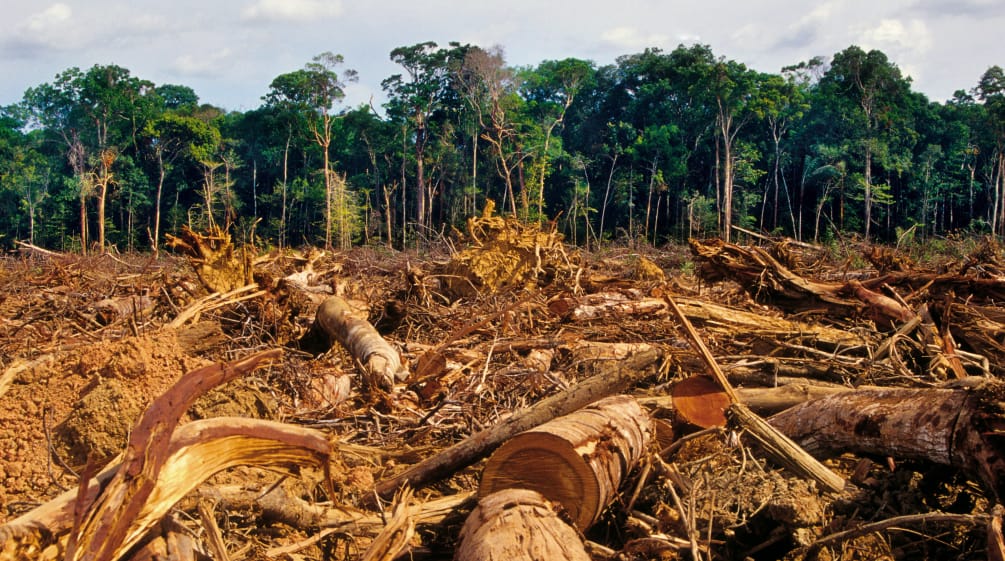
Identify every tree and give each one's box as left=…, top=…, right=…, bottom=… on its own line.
left=265, top=52, right=357, bottom=248
left=702, top=57, right=762, bottom=242
left=520, top=58, right=593, bottom=223
left=758, top=73, right=808, bottom=235
left=382, top=42, right=468, bottom=233
left=457, top=46, right=527, bottom=218
left=976, top=65, right=1005, bottom=235
left=143, top=113, right=222, bottom=252
left=818, top=47, right=912, bottom=240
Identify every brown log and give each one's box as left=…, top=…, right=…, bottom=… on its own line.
left=454, top=489, right=591, bottom=561
left=374, top=348, right=663, bottom=499
left=479, top=395, right=652, bottom=530
left=767, top=382, right=1005, bottom=498
left=670, top=375, right=730, bottom=428
left=313, top=295, right=407, bottom=389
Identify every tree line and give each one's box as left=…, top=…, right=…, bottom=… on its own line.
left=2, top=41, right=1005, bottom=253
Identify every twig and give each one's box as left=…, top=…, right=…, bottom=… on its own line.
left=801, top=511, right=990, bottom=558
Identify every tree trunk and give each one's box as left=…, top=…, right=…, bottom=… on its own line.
left=310, top=295, right=407, bottom=390
left=479, top=395, right=652, bottom=530
left=864, top=145, right=873, bottom=240
left=768, top=382, right=1005, bottom=498
left=455, top=489, right=590, bottom=561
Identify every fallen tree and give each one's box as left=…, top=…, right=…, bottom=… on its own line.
left=768, top=381, right=1005, bottom=499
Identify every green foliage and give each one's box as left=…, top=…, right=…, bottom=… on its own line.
left=2, top=42, right=1005, bottom=251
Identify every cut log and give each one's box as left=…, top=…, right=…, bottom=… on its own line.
left=312, top=295, right=407, bottom=390
left=671, top=375, right=730, bottom=428
left=374, top=348, right=663, bottom=499
left=767, top=381, right=1005, bottom=498
left=479, top=394, right=652, bottom=530
left=454, top=489, right=591, bottom=561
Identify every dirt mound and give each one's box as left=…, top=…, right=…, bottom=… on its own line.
left=0, top=330, right=206, bottom=517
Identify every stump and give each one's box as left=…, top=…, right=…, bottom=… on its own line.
left=479, top=395, right=651, bottom=530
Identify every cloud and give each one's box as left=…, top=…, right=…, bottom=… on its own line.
left=600, top=26, right=670, bottom=51
left=172, top=48, right=235, bottom=77
left=3, top=3, right=77, bottom=55
left=857, top=19, right=933, bottom=54
left=24, top=2, right=72, bottom=31
left=910, top=0, right=1003, bottom=18
left=242, top=0, right=343, bottom=22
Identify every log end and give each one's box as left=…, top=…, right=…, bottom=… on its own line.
left=455, top=489, right=591, bottom=561
left=480, top=433, right=600, bottom=530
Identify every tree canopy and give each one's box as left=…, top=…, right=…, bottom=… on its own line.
left=1, top=43, right=1004, bottom=252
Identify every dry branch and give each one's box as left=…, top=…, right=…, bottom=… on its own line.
left=65, top=350, right=284, bottom=561
left=374, top=348, right=664, bottom=499
left=312, top=295, right=407, bottom=389
left=665, top=294, right=846, bottom=493
left=479, top=395, right=652, bottom=530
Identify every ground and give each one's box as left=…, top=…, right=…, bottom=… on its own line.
left=0, top=229, right=997, bottom=560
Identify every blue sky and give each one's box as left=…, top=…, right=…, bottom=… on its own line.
left=2, top=0, right=1003, bottom=112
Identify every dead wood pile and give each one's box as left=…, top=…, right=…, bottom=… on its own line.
left=5, top=228, right=1005, bottom=560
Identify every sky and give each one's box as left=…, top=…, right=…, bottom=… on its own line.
left=2, top=0, right=1004, bottom=113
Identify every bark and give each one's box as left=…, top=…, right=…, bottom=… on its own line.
left=550, top=291, right=863, bottom=351
left=479, top=395, right=652, bottom=530
left=375, top=348, right=663, bottom=499
left=455, top=489, right=591, bottom=561
left=768, top=382, right=1005, bottom=499
left=312, top=295, right=407, bottom=389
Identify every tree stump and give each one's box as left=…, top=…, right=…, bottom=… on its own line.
left=479, top=395, right=652, bottom=530
left=454, top=488, right=590, bottom=561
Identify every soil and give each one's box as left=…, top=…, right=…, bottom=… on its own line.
left=0, top=231, right=995, bottom=561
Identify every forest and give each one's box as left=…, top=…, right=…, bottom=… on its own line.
left=1, top=41, right=1005, bottom=253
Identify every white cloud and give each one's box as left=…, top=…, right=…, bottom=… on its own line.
left=172, top=48, right=235, bottom=77
left=242, top=0, right=343, bottom=22
left=858, top=19, right=933, bottom=54
left=601, top=26, right=670, bottom=51
left=24, top=3, right=72, bottom=31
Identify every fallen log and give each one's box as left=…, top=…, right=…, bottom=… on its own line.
left=689, top=238, right=916, bottom=327
left=455, top=489, right=591, bottom=561
left=479, top=394, right=652, bottom=530
left=374, top=348, right=664, bottom=499
left=767, top=381, right=1005, bottom=498
left=550, top=291, right=865, bottom=352
left=311, top=295, right=408, bottom=390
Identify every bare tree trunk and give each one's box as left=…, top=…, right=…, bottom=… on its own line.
left=768, top=382, right=1005, bottom=497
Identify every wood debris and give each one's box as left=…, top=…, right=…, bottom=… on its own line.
left=4, top=229, right=1005, bottom=561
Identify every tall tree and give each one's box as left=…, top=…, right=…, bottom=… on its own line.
left=265, top=52, right=357, bottom=248
left=382, top=42, right=460, bottom=232
left=521, top=58, right=593, bottom=223
left=818, top=47, right=911, bottom=240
